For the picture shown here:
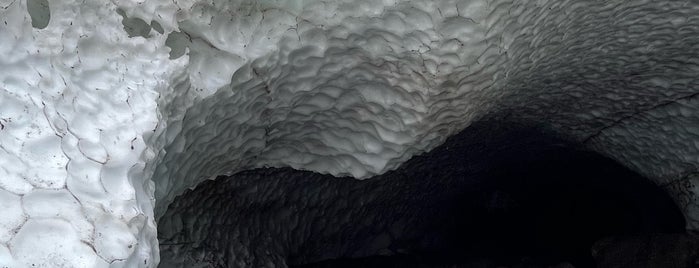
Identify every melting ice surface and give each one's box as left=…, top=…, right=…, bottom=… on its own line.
left=0, top=0, right=698, bottom=267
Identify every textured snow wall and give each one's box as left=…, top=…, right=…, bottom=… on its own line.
left=0, top=0, right=698, bottom=267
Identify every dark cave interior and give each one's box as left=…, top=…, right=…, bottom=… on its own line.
left=161, top=121, right=691, bottom=267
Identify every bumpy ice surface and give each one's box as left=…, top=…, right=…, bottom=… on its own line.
left=0, top=0, right=698, bottom=267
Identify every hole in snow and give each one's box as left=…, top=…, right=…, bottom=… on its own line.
left=116, top=8, right=151, bottom=38
left=26, top=0, right=50, bottom=29
left=165, top=31, right=190, bottom=59
left=158, top=122, right=688, bottom=268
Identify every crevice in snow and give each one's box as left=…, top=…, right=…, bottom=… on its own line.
left=583, top=92, right=699, bottom=145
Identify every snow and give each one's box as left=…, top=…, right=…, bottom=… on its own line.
left=10, top=219, right=109, bottom=268
left=0, top=0, right=177, bottom=266
left=0, top=188, right=25, bottom=243
left=0, top=0, right=698, bottom=267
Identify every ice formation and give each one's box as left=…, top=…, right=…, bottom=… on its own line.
left=0, top=0, right=697, bottom=267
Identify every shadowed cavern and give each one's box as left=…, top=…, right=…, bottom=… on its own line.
left=159, top=121, right=691, bottom=267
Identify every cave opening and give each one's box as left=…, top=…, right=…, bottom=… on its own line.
left=158, top=121, right=687, bottom=268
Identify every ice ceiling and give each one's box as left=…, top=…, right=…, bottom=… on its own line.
left=0, top=0, right=698, bottom=267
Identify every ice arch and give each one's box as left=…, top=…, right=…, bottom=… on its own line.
left=0, top=0, right=697, bottom=267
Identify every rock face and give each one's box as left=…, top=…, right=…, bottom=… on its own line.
left=592, top=234, right=699, bottom=268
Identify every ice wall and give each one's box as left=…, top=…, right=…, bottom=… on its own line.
left=0, top=0, right=698, bottom=267
left=0, top=0, right=183, bottom=266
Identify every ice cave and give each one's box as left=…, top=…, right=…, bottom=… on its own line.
left=0, top=0, right=698, bottom=267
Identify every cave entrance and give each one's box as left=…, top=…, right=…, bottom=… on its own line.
left=159, top=122, right=688, bottom=268
left=293, top=122, right=688, bottom=268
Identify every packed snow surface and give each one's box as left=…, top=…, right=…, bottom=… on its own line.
left=0, top=0, right=698, bottom=267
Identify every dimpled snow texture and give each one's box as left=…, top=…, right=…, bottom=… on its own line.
left=0, top=0, right=698, bottom=267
